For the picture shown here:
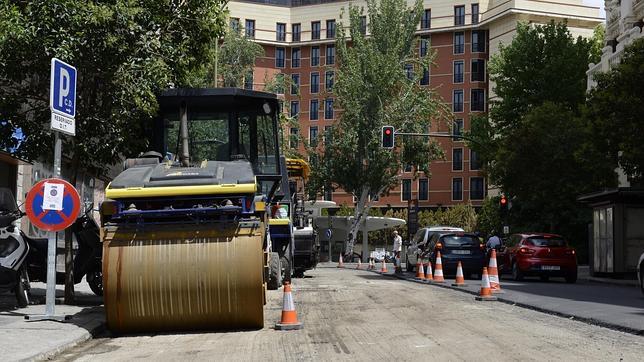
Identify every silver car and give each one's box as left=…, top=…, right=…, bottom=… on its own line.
left=404, top=226, right=464, bottom=272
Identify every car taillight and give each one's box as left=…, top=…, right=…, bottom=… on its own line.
left=565, top=249, right=576, bottom=256
left=479, top=243, right=485, bottom=250
left=435, top=242, right=443, bottom=250
left=519, top=247, right=535, bottom=255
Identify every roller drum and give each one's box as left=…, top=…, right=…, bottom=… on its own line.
left=103, top=222, right=265, bottom=333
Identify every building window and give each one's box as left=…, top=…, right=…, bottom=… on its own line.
left=324, top=184, right=333, bottom=201
left=310, top=72, right=320, bottom=93
left=420, top=36, right=430, bottom=57
left=453, top=148, right=463, bottom=171
left=454, top=32, right=464, bottom=54
left=471, top=59, right=485, bottom=82
left=470, top=149, right=481, bottom=170
left=325, top=98, right=334, bottom=119
left=326, top=45, right=335, bottom=65
left=324, top=125, right=333, bottom=146
left=360, top=16, right=367, bottom=35
left=276, top=23, right=286, bottom=41
left=311, top=46, right=320, bottom=66
left=276, top=47, right=285, bottom=68
left=421, top=9, right=431, bottom=29
left=309, top=126, right=318, bottom=147
left=471, top=89, right=485, bottom=112
left=402, top=179, right=412, bottom=201
left=292, top=47, right=301, bottom=68
left=453, top=60, right=464, bottom=83
left=310, top=99, right=319, bottom=121
left=326, top=19, right=336, bottom=38
left=453, top=90, right=464, bottom=112
left=290, top=101, right=299, bottom=118
left=291, top=74, right=300, bottom=95
left=453, top=119, right=464, bottom=137
left=230, top=18, right=240, bottom=32
left=311, top=21, right=321, bottom=40
left=452, top=178, right=463, bottom=201
left=325, top=70, right=334, bottom=91
left=244, top=73, right=253, bottom=90
left=470, top=177, right=485, bottom=200
left=290, top=128, right=299, bottom=149
left=454, top=6, right=465, bottom=26
left=472, top=30, right=486, bottom=52
left=405, top=64, right=413, bottom=80
left=419, top=178, right=429, bottom=200
left=245, top=19, right=255, bottom=38
left=472, top=4, right=479, bottom=24
left=292, top=23, right=301, bottom=42
left=420, top=68, right=430, bottom=85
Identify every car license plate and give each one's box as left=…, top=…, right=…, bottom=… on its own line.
left=452, top=250, right=471, bottom=255
left=541, top=265, right=560, bottom=271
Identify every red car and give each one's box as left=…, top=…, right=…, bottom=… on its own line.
left=498, top=233, right=577, bottom=283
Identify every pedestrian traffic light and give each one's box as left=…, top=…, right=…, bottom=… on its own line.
left=382, top=126, right=394, bottom=148
left=499, top=194, right=508, bottom=211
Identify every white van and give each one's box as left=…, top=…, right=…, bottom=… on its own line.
left=405, top=226, right=464, bottom=272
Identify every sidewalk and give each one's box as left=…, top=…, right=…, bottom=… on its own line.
left=0, top=279, right=105, bottom=361
left=577, top=265, right=640, bottom=287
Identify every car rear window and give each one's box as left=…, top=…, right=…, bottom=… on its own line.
left=528, top=237, right=567, bottom=247
left=441, top=235, right=479, bottom=247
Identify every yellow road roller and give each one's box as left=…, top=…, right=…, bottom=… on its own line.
left=100, top=88, right=285, bottom=333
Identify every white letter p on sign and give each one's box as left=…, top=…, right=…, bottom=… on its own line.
left=58, top=67, right=70, bottom=107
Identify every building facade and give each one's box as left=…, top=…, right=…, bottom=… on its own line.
left=227, top=0, right=603, bottom=209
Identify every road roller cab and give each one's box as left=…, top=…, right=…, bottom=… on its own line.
left=100, top=88, right=284, bottom=333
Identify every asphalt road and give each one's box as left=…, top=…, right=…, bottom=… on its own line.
left=388, top=264, right=644, bottom=334
left=57, top=264, right=643, bottom=361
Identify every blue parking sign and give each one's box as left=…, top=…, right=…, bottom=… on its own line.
left=50, top=58, right=77, bottom=118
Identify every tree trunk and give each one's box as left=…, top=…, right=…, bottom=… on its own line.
left=344, top=185, right=370, bottom=257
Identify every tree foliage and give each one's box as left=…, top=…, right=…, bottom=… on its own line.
left=307, top=0, right=449, bottom=254
left=585, top=38, right=644, bottom=183
left=215, top=24, right=264, bottom=88
left=0, top=0, right=227, bottom=174
left=467, top=21, right=616, bottom=248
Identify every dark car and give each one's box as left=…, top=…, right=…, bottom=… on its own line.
left=425, top=232, right=486, bottom=278
left=497, top=233, right=577, bottom=283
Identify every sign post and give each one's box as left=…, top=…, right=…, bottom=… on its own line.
left=25, top=58, right=77, bottom=322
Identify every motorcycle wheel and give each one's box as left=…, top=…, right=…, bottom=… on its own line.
left=87, top=267, right=103, bottom=296
left=15, top=268, right=30, bottom=308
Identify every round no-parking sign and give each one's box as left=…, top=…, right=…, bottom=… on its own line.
left=25, top=178, right=80, bottom=232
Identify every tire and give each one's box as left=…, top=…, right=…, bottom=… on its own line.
left=267, top=252, right=282, bottom=290
left=539, top=275, right=549, bottom=282
left=280, top=255, right=291, bottom=283
left=15, top=268, right=30, bottom=308
left=565, top=271, right=577, bottom=284
left=512, top=261, right=523, bottom=281
left=406, top=255, right=415, bottom=272
left=87, top=266, right=104, bottom=296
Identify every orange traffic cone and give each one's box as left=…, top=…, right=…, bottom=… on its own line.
left=275, top=282, right=303, bottom=330
left=337, top=254, right=344, bottom=268
left=475, top=267, right=498, bottom=301
left=452, top=261, right=467, bottom=286
left=433, top=252, right=445, bottom=283
left=488, top=250, right=503, bottom=293
left=425, top=260, right=434, bottom=281
left=380, top=258, right=388, bottom=273
left=357, top=259, right=362, bottom=269
left=415, top=259, right=426, bottom=280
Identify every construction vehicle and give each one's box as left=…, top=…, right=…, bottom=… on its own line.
left=285, top=158, right=319, bottom=277
left=100, top=88, right=286, bottom=333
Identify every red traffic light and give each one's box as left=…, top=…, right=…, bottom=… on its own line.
left=500, top=196, right=507, bottom=205
left=385, top=128, right=392, bottom=135
left=382, top=126, right=394, bottom=148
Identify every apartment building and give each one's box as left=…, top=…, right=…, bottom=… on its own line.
left=227, top=0, right=603, bottom=209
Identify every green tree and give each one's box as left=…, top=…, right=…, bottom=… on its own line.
left=308, top=0, right=449, bottom=256
left=215, top=23, right=264, bottom=87
left=585, top=38, right=644, bottom=184
left=0, top=0, right=227, bottom=173
left=467, top=21, right=615, bottom=252
left=589, top=24, right=605, bottom=63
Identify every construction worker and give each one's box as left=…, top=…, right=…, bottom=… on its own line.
left=392, top=230, right=402, bottom=273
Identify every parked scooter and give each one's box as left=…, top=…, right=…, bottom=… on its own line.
left=25, top=205, right=103, bottom=296
left=0, top=189, right=32, bottom=307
